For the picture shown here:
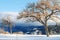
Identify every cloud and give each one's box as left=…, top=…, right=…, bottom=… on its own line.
left=0, top=12, right=18, bottom=23
left=0, top=12, right=18, bottom=17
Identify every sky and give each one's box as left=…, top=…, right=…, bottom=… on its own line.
left=0, top=0, right=37, bottom=12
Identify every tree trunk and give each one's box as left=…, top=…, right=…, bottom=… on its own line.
left=45, top=22, right=49, bottom=37
left=10, top=24, right=12, bottom=34
left=45, top=26, right=49, bottom=37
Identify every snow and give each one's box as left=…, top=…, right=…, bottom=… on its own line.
left=0, top=34, right=60, bottom=40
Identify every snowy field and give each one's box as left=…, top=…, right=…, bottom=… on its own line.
left=0, top=34, right=60, bottom=40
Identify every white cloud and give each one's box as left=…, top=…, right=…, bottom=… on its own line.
left=0, top=12, right=18, bottom=23
left=0, top=12, right=18, bottom=17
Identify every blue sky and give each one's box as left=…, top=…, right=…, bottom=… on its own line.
left=0, top=0, right=37, bottom=12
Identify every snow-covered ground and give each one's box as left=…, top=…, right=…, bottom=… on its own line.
left=0, top=34, right=60, bottom=40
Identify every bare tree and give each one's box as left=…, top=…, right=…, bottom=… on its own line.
left=17, top=0, right=60, bottom=37
left=2, top=16, right=15, bottom=34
